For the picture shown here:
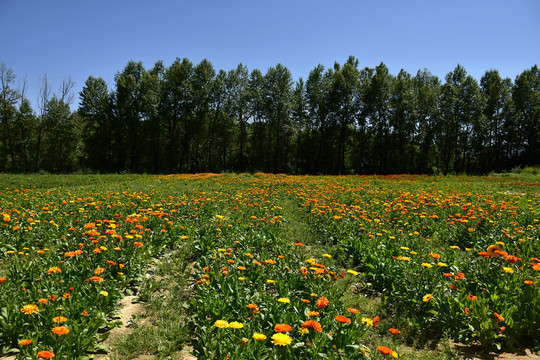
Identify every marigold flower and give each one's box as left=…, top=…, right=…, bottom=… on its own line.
left=467, top=294, right=477, bottom=301
left=19, top=339, right=33, bottom=346
left=454, top=272, right=465, bottom=280
left=37, top=351, right=55, bottom=359
left=494, top=312, right=505, bottom=322
left=301, top=320, right=322, bottom=332
left=0, top=277, right=6, bottom=283
left=361, top=317, right=373, bottom=326
left=253, top=333, right=267, bottom=341
left=271, top=333, right=292, bottom=346
left=52, top=326, right=70, bottom=335
left=316, top=296, right=329, bottom=309
left=423, top=294, right=433, bottom=302
left=421, top=263, right=433, bottom=268
left=335, top=315, right=351, bottom=324
left=377, top=346, right=394, bottom=355
left=99, top=290, right=108, bottom=296
left=90, top=276, right=103, bottom=282
left=524, top=280, right=534, bottom=285
left=464, top=307, right=470, bottom=315
left=275, top=323, right=293, bottom=333
left=95, top=267, right=105, bottom=275
left=487, top=245, right=501, bottom=257
left=300, top=266, right=308, bottom=275
left=247, top=303, right=260, bottom=313
left=389, top=328, right=401, bottom=334
left=372, top=316, right=380, bottom=327
left=229, top=321, right=244, bottom=329
left=498, top=326, right=506, bottom=334
left=502, top=267, right=514, bottom=274
left=47, top=267, right=61, bottom=274
left=39, top=298, right=48, bottom=304
left=214, top=320, right=229, bottom=328
left=277, top=297, right=290, bottom=303
left=307, top=311, right=320, bottom=317
left=133, top=241, right=143, bottom=247
left=21, top=304, right=39, bottom=315
left=53, top=316, right=67, bottom=323
left=348, top=308, right=359, bottom=314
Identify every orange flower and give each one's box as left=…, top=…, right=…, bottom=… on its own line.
left=524, top=280, right=534, bottom=285
left=505, top=255, right=521, bottom=263
left=90, top=276, right=103, bottom=282
left=467, top=294, right=477, bottom=301
left=133, top=242, right=143, bottom=247
left=300, top=267, right=308, bottom=275
left=247, top=304, right=259, bottom=313
left=274, top=323, right=292, bottom=333
left=94, top=267, right=105, bottom=275
left=335, top=315, right=351, bottom=324
left=52, top=326, right=70, bottom=336
left=316, top=296, right=329, bottom=309
left=301, top=320, right=323, bottom=332
left=498, top=326, right=506, bottom=334
left=429, top=253, right=441, bottom=260
left=307, top=311, right=320, bottom=317
left=454, top=272, right=465, bottom=280
left=443, top=273, right=453, bottom=278
left=53, top=316, right=67, bottom=323
left=0, top=277, right=6, bottom=283
left=464, top=307, right=470, bottom=316
left=47, top=267, right=61, bottom=274
left=82, top=310, right=89, bottom=316
left=21, top=304, right=39, bottom=315
left=494, top=312, right=505, bottom=322
left=347, top=308, right=359, bottom=314
left=372, top=316, right=380, bottom=328
left=19, top=339, right=33, bottom=346
left=37, top=351, right=55, bottom=359
left=377, top=346, right=393, bottom=355
left=478, top=251, right=490, bottom=258
left=38, top=298, right=48, bottom=304
left=389, top=328, right=400, bottom=334
left=487, top=245, right=501, bottom=257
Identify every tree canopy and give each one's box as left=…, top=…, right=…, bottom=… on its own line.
left=1, top=59, right=538, bottom=174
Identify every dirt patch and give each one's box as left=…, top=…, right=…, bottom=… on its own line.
left=451, top=343, right=540, bottom=360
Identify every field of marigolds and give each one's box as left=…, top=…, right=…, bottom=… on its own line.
left=0, top=173, right=539, bottom=360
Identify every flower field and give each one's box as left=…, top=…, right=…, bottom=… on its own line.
left=0, top=173, right=539, bottom=359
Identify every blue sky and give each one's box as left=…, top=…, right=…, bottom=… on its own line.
left=1, top=0, right=539, bottom=110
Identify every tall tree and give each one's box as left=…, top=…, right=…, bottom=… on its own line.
left=79, top=76, right=112, bottom=170
left=263, top=64, right=294, bottom=173
left=0, top=63, right=20, bottom=171
left=512, top=65, right=540, bottom=166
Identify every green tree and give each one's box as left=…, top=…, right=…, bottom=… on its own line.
left=0, top=63, right=20, bottom=171
left=512, top=65, right=540, bottom=166
left=79, top=76, right=112, bottom=171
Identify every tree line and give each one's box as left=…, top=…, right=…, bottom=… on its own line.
left=1, top=57, right=539, bottom=175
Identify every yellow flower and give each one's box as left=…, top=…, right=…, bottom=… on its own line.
left=449, top=246, right=460, bottom=249
left=346, top=270, right=358, bottom=276
left=322, top=254, right=332, bottom=258
left=392, top=351, right=399, bottom=358
left=423, top=294, right=433, bottom=302
left=99, top=290, right=108, bottom=296
left=253, top=333, right=267, bottom=341
left=214, top=320, right=229, bottom=328
left=396, top=256, right=410, bottom=261
left=421, top=263, right=433, bottom=268
left=277, top=297, right=290, bottom=303
left=229, top=321, right=244, bottom=329
left=267, top=279, right=275, bottom=283
left=271, top=333, right=292, bottom=346
left=21, top=304, right=39, bottom=315
left=502, top=267, right=514, bottom=274
left=438, top=262, right=448, bottom=267
left=361, top=317, right=373, bottom=326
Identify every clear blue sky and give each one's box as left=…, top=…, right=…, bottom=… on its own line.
left=1, top=0, right=539, bottom=110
